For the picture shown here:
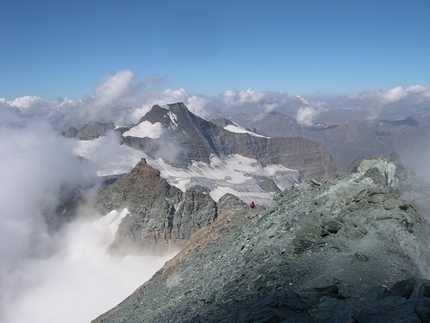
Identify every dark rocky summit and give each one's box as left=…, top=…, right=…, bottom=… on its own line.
left=92, top=159, right=430, bottom=322
left=93, top=158, right=232, bottom=253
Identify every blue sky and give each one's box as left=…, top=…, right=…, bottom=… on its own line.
left=1, top=0, right=430, bottom=101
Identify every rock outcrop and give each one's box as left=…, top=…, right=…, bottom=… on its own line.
left=93, top=159, right=430, bottom=322
left=61, top=126, right=78, bottom=138
left=93, top=158, right=245, bottom=253
left=347, top=151, right=401, bottom=174
left=347, top=153, right=430, bottom=222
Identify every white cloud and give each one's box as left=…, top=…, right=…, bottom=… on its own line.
left=348, top=86, right=408, bottom=105
left=11, top=96, right=45, bottom=110
left=220, top=88, right=291, bottom=121
left=0, top=100, right=22, bottom=126
left=222, top=88, right=266, bottom=106
left=296, top=101, right=326, bottom=127
left=2, top=212, right=174, bottom=323
left=0, top=118, right=173, bottom=323
left=406, top=84, right=428, bottom=94
left=186, top=95, right=211, bottom=117
left=346, top=84, right=430, bottom=120
left=3, top=70, right=430, bottom=134
left=406, top=84, right=430, bottom=102
left=0, top=120, right=89, bottom=321
left=92, top=70, right=134, bottom=107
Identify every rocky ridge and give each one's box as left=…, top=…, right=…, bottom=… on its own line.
left=93, top=158, right=251, bottom=253
left=92, top=159, right=430, bottom=322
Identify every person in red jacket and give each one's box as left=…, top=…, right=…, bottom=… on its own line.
left=250, top=201, right=255, bottom=208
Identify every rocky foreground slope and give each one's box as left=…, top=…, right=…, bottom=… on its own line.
left=93, top=159, right=430, bottom=322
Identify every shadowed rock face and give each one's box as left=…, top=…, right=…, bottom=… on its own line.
left=93, top=158, right=243, bottom=253
left=92, top=159, right=430, bottom=322
left=63, top=122, right=116, bottom=140
left=122, top=102, right=337, bottom=180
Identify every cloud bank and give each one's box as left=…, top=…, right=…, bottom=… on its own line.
left=347, top=85, right=430, bottom=120
left=2, top=69, right=430, bottom=132
left=0, top=117, right=173, bottom=323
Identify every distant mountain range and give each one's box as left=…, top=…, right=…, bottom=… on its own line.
left=226, top=110, right=430, bottom=168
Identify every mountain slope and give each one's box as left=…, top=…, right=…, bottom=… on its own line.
left=121, top=102, right=336, bottom=180
left=92, top=159, right=430, bottom=322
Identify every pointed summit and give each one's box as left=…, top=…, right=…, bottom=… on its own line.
left=93, top=157, right=219, bottom=253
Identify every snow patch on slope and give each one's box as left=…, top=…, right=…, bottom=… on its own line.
left=96, top=208, right=130, bottom=244
left=167, top=111, right=178, bottom=127
left=224, top=123, right=267, bottom=138
left=150, top=154, right=300, bottom=205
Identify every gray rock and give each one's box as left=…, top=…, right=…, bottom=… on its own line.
left=93, top=158, right=244, bottom=254
left=76, top=121, right=115, bottom=140
left=61, top=126, right=78, bottom=138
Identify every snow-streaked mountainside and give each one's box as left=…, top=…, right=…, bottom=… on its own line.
left=73, top=136, right=300, bottom=205
left=69, top=102, right=333, bottom=205
left=150, top=154, right=299, bottom=205
left=120, top=102, right=336, bottom=178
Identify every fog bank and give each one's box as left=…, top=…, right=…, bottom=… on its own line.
left=0, top=119, right=174, bottom=323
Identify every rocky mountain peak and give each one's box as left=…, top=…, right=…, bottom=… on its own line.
left=123, top=102, right=337, bottom=180
left=93, top=158, right=248, bottom=254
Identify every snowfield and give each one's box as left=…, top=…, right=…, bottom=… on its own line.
left=223, top=123, right=268, bottom=138
left=73, top=136, right=300, bottom=205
